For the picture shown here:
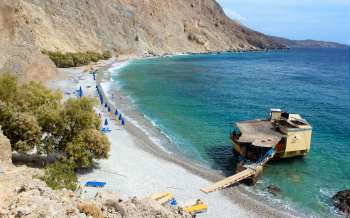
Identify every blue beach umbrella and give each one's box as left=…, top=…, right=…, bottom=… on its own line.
left=100, top=97, right=103, bottom=105
left=115, top=109, right=119, bottom=116
left=79, top=86, right=83, bottom=97
left=104, top=103, right=108, bottom=108
left=118, top=114, right=122, bottom=120
left=108, top=107, right=111, bottom=112
left=121, top=119, right=125, bottom=126
left=104, top=118, right=109, bottom=126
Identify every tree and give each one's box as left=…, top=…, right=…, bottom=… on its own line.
left=59, top=97, right=101, bottom=147
left=4, top=112, right=42, bottom=153
left=0, top=74, right=110, bottom=171
left=0, top=73, right=17, bottom=104
left=65, top=129, right=110, bottom=168
left=0, top=101, right=13, bottom=125
left=36, top=107, right=64, bottom=155
left=15, top=81, right=62, bottom=114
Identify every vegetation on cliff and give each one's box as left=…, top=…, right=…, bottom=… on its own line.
left=39, top=161, right=78, bottom=191
left=0, top=74, right=110, bottom=189
left=42, top=50, right=112, bottom=68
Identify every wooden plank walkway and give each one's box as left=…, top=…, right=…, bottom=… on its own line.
left=200, top=168, right=255, bottom=193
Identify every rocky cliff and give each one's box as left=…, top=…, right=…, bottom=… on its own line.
left=0, top=171, right=191, bottom=217
left=0, top=127, right=12, bottom=167
left=0, top=0, right=285, bottom=81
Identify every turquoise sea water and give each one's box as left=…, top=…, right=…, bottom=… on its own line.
left=115, top=48, right=350, bottom=216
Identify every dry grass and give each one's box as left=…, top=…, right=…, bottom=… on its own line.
left=78, top=202, right=104, bottom=218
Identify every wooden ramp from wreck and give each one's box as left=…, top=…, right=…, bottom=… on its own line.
left=201, top=168, right=255, bottom=193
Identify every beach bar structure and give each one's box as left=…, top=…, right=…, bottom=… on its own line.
left=201, top=109, right=312, bottom=193
left=231, top=109, right=312, bottom=160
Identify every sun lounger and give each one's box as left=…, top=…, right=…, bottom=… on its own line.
left=101, top=127, right=112, bottom=133
left=85, top=181, right=106, bottom=188
left=182, top=199, right=208, bottom=215
left=149, top=192, right=175, bottom=205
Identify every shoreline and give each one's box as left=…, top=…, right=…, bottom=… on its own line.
left=49, top=56, right=300, bottom=217
left=95, top=57, right=302, bottom=217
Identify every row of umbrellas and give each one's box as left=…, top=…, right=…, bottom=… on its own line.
left=96, top=85, right=126, bottom=129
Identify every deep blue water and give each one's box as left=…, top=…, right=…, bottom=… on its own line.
left=115, top=48, right=350, bottom=216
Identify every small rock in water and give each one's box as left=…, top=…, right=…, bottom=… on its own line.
left=332, top=189, right=350, bottom=216
left=266, top=185, right=281, bottom=196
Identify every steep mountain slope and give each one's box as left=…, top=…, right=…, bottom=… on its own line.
left=0, top=0, right=286, bottom=80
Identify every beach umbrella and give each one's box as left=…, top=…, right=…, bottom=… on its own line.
left=108, top=107, right=111, bottom=112
left=118, top=114, right=122, bottom=120
left=104, top=118, right=109, bottom=126
left=121, top=119, right=125, bottom=126
left=104, top=103, right=108, bottom=108
left=100, top=97, right=103, bottom=105
left=79, top=86, right=83, bottom=97
left=115, top=109, right=119, bottom=116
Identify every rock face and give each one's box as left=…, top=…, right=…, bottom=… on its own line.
left=0, top=0, right=286, bottom=81
left=0, top=126, right=12, bottom=167
left=332, top=189, right=350, bottom=216
left=0, top=167, right=191, bottom=217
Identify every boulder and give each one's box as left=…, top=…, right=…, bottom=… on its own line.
left=332, top=189, right=350, bottom=216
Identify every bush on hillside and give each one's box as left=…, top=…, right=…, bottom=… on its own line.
left=65, top=129, right=110, bottom=168
left=0, top=73, right=18, bottom=104
left=102, top=51, right=112, bottom=59
left=4, top=112, right=42, bottom=153
left=40, top=160, right=78, bottom=191
left=42, top=50, right=113, bottom=68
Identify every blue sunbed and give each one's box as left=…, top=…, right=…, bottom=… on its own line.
left=85, top=181, right=107, bottom=188
left=101, top=127, right=112, bottom=133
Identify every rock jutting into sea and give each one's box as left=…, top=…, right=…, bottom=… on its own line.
left=332, top=189, right=350, bottom=216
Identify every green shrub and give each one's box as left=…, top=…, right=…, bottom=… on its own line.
left=42, top=50, right=111, bottom=68
left=0, top=73, right=18, bottom=103
left=71, top=52, right=89, bottom=67
left=65, top=129, right=110, bottom=168
left=40, top=160, right=78, bottom=191
left=4, top=112, right=42, bottom=153
left=102, top=51, right=112, bottom=60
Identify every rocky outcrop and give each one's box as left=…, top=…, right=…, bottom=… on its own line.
left=265, top=185, right=281, bottom=196
left=0, top=1, right=58, bottom=82
left=0, top=0, right=286, bottom=81
left=0, top=167, right=190, bottom=218
left=0, top=126, right=12, bottom=167
left=332, top=189, right=350, bottom=216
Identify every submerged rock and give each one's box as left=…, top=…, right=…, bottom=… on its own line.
left=266, top=185, right=281, bottom=196
left=332, top=189, right=350, bottom=216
